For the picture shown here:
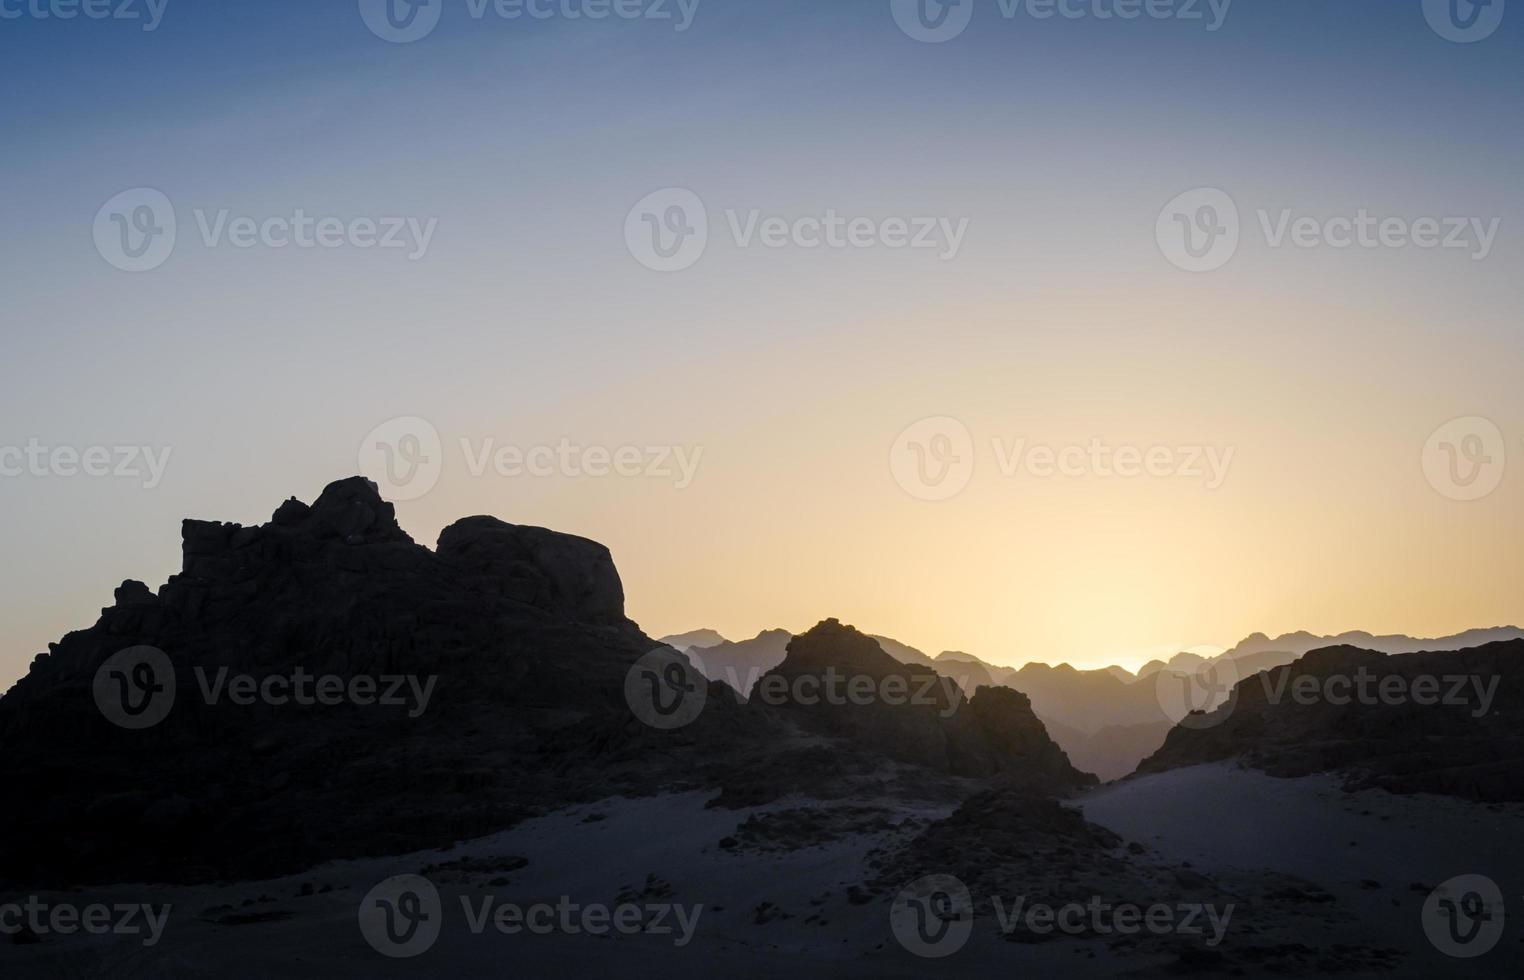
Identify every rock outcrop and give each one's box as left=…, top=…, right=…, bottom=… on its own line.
left=752, top=620, right=1094, bottom=792
left=0, top=477, right=752, bottom=887
left=1137, top=641, right=1524, bottom=801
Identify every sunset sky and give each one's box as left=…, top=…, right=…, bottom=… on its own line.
left=2, top=0, right=1520, bottom=686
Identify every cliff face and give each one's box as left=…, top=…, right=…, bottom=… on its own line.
left=0, top=478, right=750, bottom=887
left=1137, top=641, right=1524, bottom=801
left=753, top=620, right=1095, bottom=791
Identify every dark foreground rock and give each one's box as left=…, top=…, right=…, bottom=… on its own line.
left=0, top=479, right=1096, bottom=890
left=751, top=620, right=1096, bottom=793
left=1137, top=641, right=1524, bottom=801
left=0, top=478, right=760, bottom=887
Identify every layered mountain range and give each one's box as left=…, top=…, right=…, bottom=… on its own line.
left=669, top=625, right=1524, bottom=780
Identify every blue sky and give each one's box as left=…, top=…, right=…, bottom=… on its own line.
left=2, top=0, right=1521, bottom=682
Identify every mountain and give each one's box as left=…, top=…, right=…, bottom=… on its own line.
left=0, top=477, right=758, bottom=886
left=678, top=628, right=792, bottom=696
left=1219, top=627, right=1524, bottom=664
left=754, top=620, right=1094, bottom=792
left=1039, top=716, right=1176, bottom=782
left=935, top=650, right=1011, bottom=690
left=0, top=477, right=1099, bottom=890
left=1139, top=640, right=1524, bottom=801
left=658, top=627, right=729, bottom=652
left=1135, top=651, right=1207, bottom=679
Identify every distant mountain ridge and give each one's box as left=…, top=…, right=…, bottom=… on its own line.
left=661, top=624, right=1524, bottom=783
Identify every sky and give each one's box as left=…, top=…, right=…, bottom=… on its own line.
left=1, top=0, right=1521, bottom=685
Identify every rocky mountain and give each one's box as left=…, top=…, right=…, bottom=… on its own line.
left=753, top=620, right=1094, bottom=792
left=1135, top=651, right=1207, bottom=679
left=658, top=627, right=729, bottom=652
left=935, top=650, right=1010, bottom=690
left=1039, top=716, right=1176, bottom=782
left=1217, top=627, right=1524, bottom=667
left=1138, top=640, right=1524, bottom=801
left=0, top=478, right=1098, bottom=890
left=672, top=628, right=793, bottom=696
left=0, top=477, right=760, bottom=887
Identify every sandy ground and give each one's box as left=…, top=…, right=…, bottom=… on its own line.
left=5, top=765, right=1519, bottom=977
left=1080, top=761, right=1524, bottom=977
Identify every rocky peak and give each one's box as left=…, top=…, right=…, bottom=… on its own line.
left=436, top=516, right=627, bottom=627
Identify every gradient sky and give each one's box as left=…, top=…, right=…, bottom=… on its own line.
left=2, top=0, right=1521, bottom=686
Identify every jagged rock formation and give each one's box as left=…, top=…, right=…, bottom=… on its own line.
left=1138, top=641, right=1524, bottom=801
left=752, top=620, right=1094, bottom=792
left=0, top=479, right=1102, bottom=890
left=0, top=477, right=756, bottom=887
